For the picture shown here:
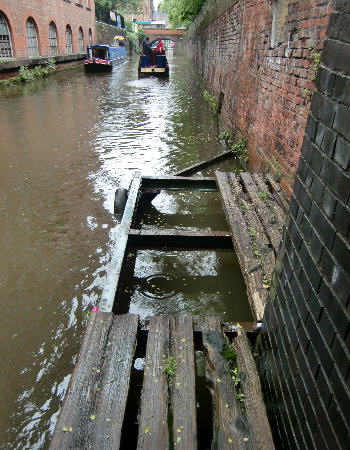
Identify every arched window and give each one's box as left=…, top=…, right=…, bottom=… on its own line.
left=88, top=28, right=92, bottom=46
left=78, top=27, right=84, bottom=52
left=49, top=22, right=58, bottom=55
left=0, top=12, right=12, bottom=58
left=65, top=25, right=72, bottom=53
left=26, top=17, right=39, bottom=57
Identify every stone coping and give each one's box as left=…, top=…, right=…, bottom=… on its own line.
left=0, top=53, right=85, bottom=73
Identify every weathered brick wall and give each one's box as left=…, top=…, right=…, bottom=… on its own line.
left=258, top=0, right=350, bottom=447
left=0, top=0, right=96, bottom=58
left=185, top=0, right=332, bottom=196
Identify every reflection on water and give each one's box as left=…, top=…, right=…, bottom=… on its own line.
left=134, top=190, right=228, bottom=231
left=116, top=250, right=252, bottom=322
left=0, top=54, right=242, bottom=448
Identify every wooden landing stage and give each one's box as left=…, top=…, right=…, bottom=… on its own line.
left=51, top=313, right=274, bottom=449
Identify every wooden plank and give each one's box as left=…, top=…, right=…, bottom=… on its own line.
left=141, top=176, right=217, bottom=191
left=99, top=172, right=142, bottom=312
left=239, top=173, right=282, bottom=254
left=235, top=328, right=275, bottom=450
left=170, top=316, right=197, bottom=449
left=137, top=316, right=170, bottom=449
left=202, top=317, right=252, bottom=449
left=175, top=149, right=235, bottom=177
left=252, top=174, right=286, bottom=230
left=51, top=313, right=139, bottom=449
left=228, top=174, right=275, bottom=278
left=128, top=228, right=233, bottom=250
left=215, top=171, right=266, bottom=320
left=90, top=314, right=139, bottom=449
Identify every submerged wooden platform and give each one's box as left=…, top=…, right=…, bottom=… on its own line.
left=51, top=313, right=274, bottom=449
left=216, top=171, right=287, bottom=320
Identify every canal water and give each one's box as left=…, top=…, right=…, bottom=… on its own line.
left=0, top=53, right=250, bottom=448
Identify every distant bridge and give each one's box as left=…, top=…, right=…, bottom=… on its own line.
left=143, top=28, right=185, bottom=45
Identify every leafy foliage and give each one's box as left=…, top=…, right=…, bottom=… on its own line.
left=221, top=344, right=237, bottom=365
left=158, top=0, right=205, bottom=28
left=95, top=0, right=143, bottom=21
left=162, top=356, right=177, bottom=377
left=203, top=90, right=218, bottom=114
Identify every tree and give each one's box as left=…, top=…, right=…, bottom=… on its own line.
left=95, top=0, right=143, bottom=15
left=158, top=0, right=205, bottom=28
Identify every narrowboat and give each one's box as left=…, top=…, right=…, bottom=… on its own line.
left=84, top=43, right=126, bottom=72
left=138, top=49, right=169, bottom=77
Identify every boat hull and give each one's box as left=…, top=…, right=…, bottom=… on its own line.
left=138, top=66, right=169, bottom=77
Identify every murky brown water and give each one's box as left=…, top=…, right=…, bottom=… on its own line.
left=0, top=53, right=248, bottom=448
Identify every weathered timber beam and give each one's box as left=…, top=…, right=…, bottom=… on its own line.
left=127, top=228, right=233, bottom=250
left=175, top=149, right=235, bottom=176
left=141, top=176, right=217, bottom=191
left=99, top=172, right=142, bottom=312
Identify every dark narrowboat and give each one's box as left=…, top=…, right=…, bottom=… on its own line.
left=138, top=49, right=169, bottom=77
left=84, top=44, right=127, bottom=72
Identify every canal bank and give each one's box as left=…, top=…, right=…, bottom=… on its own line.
left=0, top=53, right=244, bottom=448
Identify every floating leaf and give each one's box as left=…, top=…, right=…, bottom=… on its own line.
left=61, top=425, right=68, bottom=432
left=90, top=414, right=95, bottom=420
left=106, top=418, right=111, bottom=422
left=228, top=437, right=233, bottom=443
left=144, top=426, right=150, bottom=434
left=225, top=403, right=229, bottom=408
left=243, top=437, right=249, bottom=441
left=116, top=358, right=123, bottom=363
left=106, top=435, right=110, bottom=439
left=68, top=427, right=73, bottom=432
left=181, top=338, right=186, bottom=343
left=177, top=428, right=181, bottom=433
left=176, top=436, right=182, bottom=443
left=216, top=378, right=221, bottom=383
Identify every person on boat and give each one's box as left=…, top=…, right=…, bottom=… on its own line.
left=142, top=37, right=152, bottom=56
left=156, top=37, right=165, bottom=54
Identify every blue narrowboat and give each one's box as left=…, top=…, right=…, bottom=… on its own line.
left=84, top=44, right=127, bottom=72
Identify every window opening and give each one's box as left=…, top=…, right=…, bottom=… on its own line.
left=66, top=25, right=72, bottom=53
left=88, top=28, right=92, bottom=46
left=0, top=12, right=12, bottom=58
left=49, top=22, right=58, bottom=56
left=26, top=18, right=39, bottom=57
left=78, top=27, right=84, bottom=52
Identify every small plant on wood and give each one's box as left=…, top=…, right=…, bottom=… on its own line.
left=162, top=356, right=177, bottom=378
left=219, top=130, right=231, bottom=143
left=235, top=393, right=245, bottom=403
left=258, top=191, right=267, bottom=201
left=231, top=139, right=246, bottom=155
left=221, top=344, right=237, bottom=365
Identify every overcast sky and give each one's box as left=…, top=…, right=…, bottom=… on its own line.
left=153, top=0, right=162, bottom=9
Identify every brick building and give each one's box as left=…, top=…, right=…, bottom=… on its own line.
left=0, top=0, right=96, bottom=59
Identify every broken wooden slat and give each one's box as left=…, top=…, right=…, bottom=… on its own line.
left=141, top=176, right=217, bottom=191
left=128, top=228, right=233, bottom=250
left=99, top=172, right=142, bottom=312
left=137, top=316, right=169, bottom=449
left=264, top=173, right=289, bottom=213
left=175, top=149, right=235, bottom=177
left=235, top=328, right=275, bottom=449
left=215, top=171, right=266, bottom=320
left=50, top=313, right=139, bottom=450
left=170, top=316, right=197, bottom=449
left=239, top=172, right=282, bottom=253
left=202, top=317, right=252, bottom=449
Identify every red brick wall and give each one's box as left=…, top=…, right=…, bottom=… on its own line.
left=185, top=0, right=333, bottom=196
left=0, top=0, right=96, bottom=58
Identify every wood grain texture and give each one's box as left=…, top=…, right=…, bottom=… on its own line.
left=170, top=316, right=197, bottom=449
left=50, top=312, right=138, bottom=449
left=239, top=173, right=282, bottom=254
left=235, top=328, right=275, bottom=450
left=202, top=317, right=252, bottom=450
left=216, top=171, right=266, bottom=320
left=137, top=316, right=170, bottom=449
